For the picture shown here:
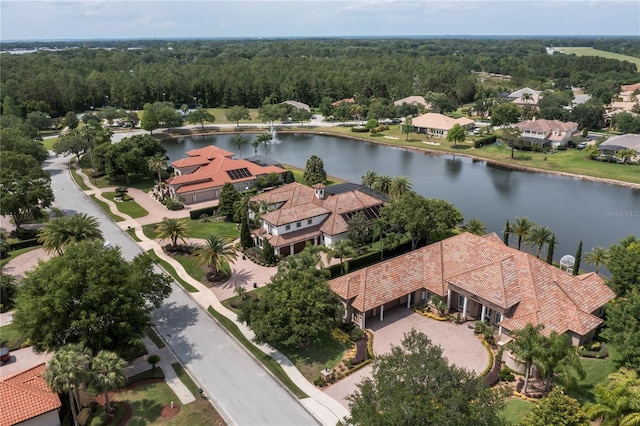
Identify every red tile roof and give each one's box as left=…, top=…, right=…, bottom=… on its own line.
left=329, top=232, right=615, bottom=338
left=0, top=364, right=61, bottom=426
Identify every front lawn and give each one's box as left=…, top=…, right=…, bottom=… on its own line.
left=143, top=219, right=239, bottom=241
left=274, top=333, right=345, bottom=382
left=90, top=195, right=125, bottom=222
left=0, top=323, right=28, bottom=350
left=500, top=398, right=534, bottom=425
left=102, top=192, right=149, bottom=218
left=283, top=164, right=343, bottom=186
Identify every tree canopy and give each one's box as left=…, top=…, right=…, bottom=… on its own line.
left=519, top=388, right=589, bottom=426
left=303, top=154, right=327, bottom=185
left=345, top=328, right=502, bottom=425
left=13, top=241, right=172, bottom=356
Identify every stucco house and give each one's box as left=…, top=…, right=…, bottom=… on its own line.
left=0, top=363, right=61, bottom=426
left=166, top=145, right=286, bottom=204
left=329, top=232, right=615, bottom=346
left=598, top=134, right=640, bottom=162
left=516, top=119, right=579, bottom=148
left=412, top=113, right=475, bottom=137
left=250, top=182, right=387, bottom=257
left=393, top=96, right=431, bottom=110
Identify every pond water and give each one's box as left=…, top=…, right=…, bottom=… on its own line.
left=163, top=132, right=640, bottom=273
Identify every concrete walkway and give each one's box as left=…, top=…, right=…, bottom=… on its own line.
left=127, top=336, right=195, bottom=404
left=69, top=163, right=349, bottom=425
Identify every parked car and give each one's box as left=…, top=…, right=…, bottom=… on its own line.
left=0, top=347, right=10, bottom=365
left=577, top=142, right=587, bottom=149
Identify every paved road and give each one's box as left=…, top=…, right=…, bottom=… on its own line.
left=45, top=152, right=319, bottom=425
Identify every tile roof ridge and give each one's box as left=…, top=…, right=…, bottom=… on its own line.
left=524, top=255, right=542, bottom=315
left=1, top=363, right=47, bottom=382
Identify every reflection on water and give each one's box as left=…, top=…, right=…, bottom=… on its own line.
left=164, top=132, right=640, bottom=271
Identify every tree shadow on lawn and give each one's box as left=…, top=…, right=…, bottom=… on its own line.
left=127, top=396, right=165, bottom=426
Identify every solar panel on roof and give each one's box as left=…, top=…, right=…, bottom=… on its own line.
left=226, top=168, right=252, bottom=180
left=326, top=183, right=390, bottom=202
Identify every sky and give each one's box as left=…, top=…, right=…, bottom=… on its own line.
left=1, top=0, right=639, bottom=41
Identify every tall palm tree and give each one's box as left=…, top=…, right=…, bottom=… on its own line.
left=503, top=219, right=511, bottom=246
left=373, top=175, right=392, bottom=195
left=587, top=368, right=640, bottom=426
left=193, top=233, right=238, bottom=277
left=147, top=153, right=167, bottom=183
left=535, top=332, right=585, bottom=392
left=526, top=225, right=553, bottom=258
left=250, top=138, right=261, bottom=155
left=89, top=350, right=127, bottom=414
left=39, top=213, right=103, bottom=255
left=520, top=92, right=533, bottom=105
left=44, top=344, right=92, bottom=426
left=584, top=246, right=610, bottom=275
left=512, top=216, right=535, bottom=251
left=327, top=239, right=355, bottom=274
left=154, top=217, right=189, bottom=247
left=462, top=218, right=487, bottom=236
left=256, top=132, right=272, bottom=156
left=508, top=323, right=544, bottom=394
left=389, top=176, right=413, bottom=199
left=361, top=170, right=378, bottom=188
left=232, top=134, right=247, bottom=158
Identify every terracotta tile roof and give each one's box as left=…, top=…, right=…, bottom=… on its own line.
left=517, top=119, right=578, bottom=134
left=250, top=182, right=385, bottom=244
left=393, top=96, right=431, bottom=108
left=167, top=145, right=286, bottom=194
left=0, top=363, right=61, bottom=426
left=621, top=82, right=640, bottom=92
left=261, top=225, right=323, bottom=247
left=329, top=232, right=615, bottom=339
left=412, top=113, right=474, bottom=131
left=331, top=98, right=355, bottom=107
left=508, top=87, right=542, bottom=98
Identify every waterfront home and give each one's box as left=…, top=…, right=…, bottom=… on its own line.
left=516, top=118, right=579, bottom=148
left=412, top=112, right=474, bottom=137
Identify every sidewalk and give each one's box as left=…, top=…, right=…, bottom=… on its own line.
left=70, top=163, right=349, bottom=425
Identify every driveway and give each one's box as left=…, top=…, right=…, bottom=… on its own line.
left=324, top=307, right=489, bottom=409
left=0, top=347, right=53, bottom=379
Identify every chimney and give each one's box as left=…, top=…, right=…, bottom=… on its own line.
left=313, top=183, right=326, bottom=199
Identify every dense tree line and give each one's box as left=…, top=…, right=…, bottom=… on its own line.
left=1, top=38, right=637, bottom=118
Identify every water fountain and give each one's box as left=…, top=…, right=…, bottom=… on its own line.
left=269, top=122, right=280, bottom=144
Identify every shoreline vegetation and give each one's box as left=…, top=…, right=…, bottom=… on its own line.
left=148, top=125, right=640, bottom=190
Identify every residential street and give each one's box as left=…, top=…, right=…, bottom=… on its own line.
left=44, top=152, right=319, bottom=425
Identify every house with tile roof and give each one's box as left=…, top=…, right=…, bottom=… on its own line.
left=329, top=232, right=615, bottom=346
left=166, top=145, right=286, bottom=204
left=250, top=182, right=387, bottom=257
left=331, top=98, right=355, bottom=107
left=282, top=101, right=311, bottom=112
left=412, top=113, right=475, bottom=137
left=516, top=119, right=579, bottom=148
left=0, top=363, right=61, bottom=426
left=599, top=134, right=640, bottom=162
left=393, top=96, right=431, bottom=110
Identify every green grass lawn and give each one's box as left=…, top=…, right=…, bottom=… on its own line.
left=558, top=47, right=640, bottom=70
left=102, top=192, right=149, bottom=218
left=283, top=164, right=343, bottom=186
left=221, top=286, right=267, bottom=310
left=145, top=250, right=198, bottom=293
left=0, top=322, right=28, bottom=350
left=274, top=333, right=345, bottom=382
left=90, top=195, right=125, bottom=222
left=42, top=136, right=58, bottom=150
left=171, top=363, right=200, bottom=398
left=126, top=228, right=142, bottom=242
left=144, top=219, right=240, bottom=241
left=500, top=398, right=535, bottom=425
left=170, top=253, right=206, bottom=283
left=70, top=167, right=91, bottom=190
left=203, top=108, right=260, bottom=125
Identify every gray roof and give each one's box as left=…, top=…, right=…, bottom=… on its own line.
left=244, top=156, right=285, bottom=167
left=599, top=134, right=640, bottom=152
left=326, top=182, right=390, bottom=202
left=281, top=101, right=310, bottom=111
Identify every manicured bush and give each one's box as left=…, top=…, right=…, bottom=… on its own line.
left=351, top=126, right=368, bottom=133
left=473, top=135, right=497, bottom=148
left=165, top=198, right=184, bottom=210
left=349, top=327, right=364, bottom=342
left=189, top=206, right=218, bottom=220
left=15, top=228, right=39, bottom=240
left=499, top=367, right=515, bottom=382
left=579, top=342, right=609, bottom=358
left=332, top=328, right=351, bottom=345
left=9, top=238, right=40, bottom=251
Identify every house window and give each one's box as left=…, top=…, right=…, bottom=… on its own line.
left=296, top=221, right=301, bottom=228
left=457, top=294, right=465, bottom=309
left=307, top=219, right=312, bottom=225
left=285, top=224, right=291, bottom=231
left=484, top=308, right=492, bottom=322
left=495, top=312, right=503, bottom=324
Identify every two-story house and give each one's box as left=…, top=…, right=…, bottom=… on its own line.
left=250, top=182, right=387, bottom=257
left=516, top=119, right=579, bottom=148
left=166, top=145, right=286, bottom=204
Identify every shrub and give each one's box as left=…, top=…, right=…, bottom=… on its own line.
left=331, top=328, right=351, bottom=345
left=165, top=198, right=184, bottom=210
left=474, top=321, right=487, bottom=335
left=351, top=126, right=368, bottom=133
left=189, top=206, right=217, bottom=220
left=579, top=342, right=609, bottom=358
left=9, top=238, right=40, bottom=251
left=516, top=378, right=524, bottom=393
left=349, top=327, right=364, bottom=342
left=15, top=227, right=39, bottom=240
left=499, top=367, right=515, bottom=382
left=473, top=135, right=497, bottom=148
left=313, top=376, right=326, bottom=387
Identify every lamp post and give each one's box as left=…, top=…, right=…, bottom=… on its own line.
left=105, top=95, right=109, bottom=108
left=193, top=96, right=197, bottom=110
left=162, top=92, right=166, bottom=102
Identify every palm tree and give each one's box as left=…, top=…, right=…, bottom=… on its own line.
left=39, top=214, right=103, bottom=255
left=193, top=233, right=238, bottom=278
left=234, top=285, right=247, bottom=300
left=536, top=332, right=585, bottom=392
left=587, top=368, right=640, bottom=426
left=526, top=225, right=553, bottom=258
left=512, top=216, right=535, bottom=251
left=520, top=92, right=533, bottom=105
left=584, top=246, right=610, bottom=275
left=232, top=134, right=247, bottom=158
left=373, top=175, right=392, bottom=195
left=503, top=219, right=511, bottom=246
left=250, top=138, right=261, bottom=155
left=154, top=218, right=189, bottom=247
left=508, top=323, right=544, bottom=394
left=147, top=153, right=167, bottom=183
left=361, top=170, right=378, bottom=188
left=327, top=239, right=355, bottom=274
left=256, top=132, right=272, bottom=156
left=44, top=344, right=92, bottom=426
left=389, top=176, right=413, bottom=199
left=89, top=350, right=127, bottom=414
left=616, top=148, right=637, bottom=164
left=462, top=218, right=487, bottom=236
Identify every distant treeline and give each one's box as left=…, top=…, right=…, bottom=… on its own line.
left=1, top=38, right=638, bottom=117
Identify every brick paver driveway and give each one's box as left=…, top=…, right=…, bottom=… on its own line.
left=324, top=307, right=490, bottom=409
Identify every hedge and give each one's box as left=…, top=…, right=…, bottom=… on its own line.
left=474, top=135, right=497, bottom=148
left=326, top=240, right=413, bottom=278
left=189, top=206, right=218, bottom=220
left=351, top=126, right=368, bottom=133
left=9, top=238, right=40, bottom=251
